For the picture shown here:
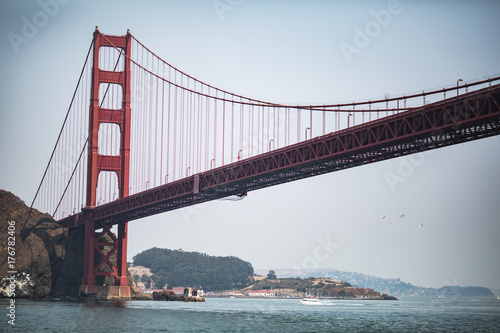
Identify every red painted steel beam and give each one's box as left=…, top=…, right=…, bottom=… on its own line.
left=99, top=34, right=128, bottom=49
left=58, top=84, right=500, bottom=228
left=98, top=108, right=125, bottom=125
left=98, top=70, right=125, bottom=85
left=81, top=28, right=132, bottom=289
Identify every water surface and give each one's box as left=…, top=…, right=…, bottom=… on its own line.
left=2, top=297, right=499, bottom=332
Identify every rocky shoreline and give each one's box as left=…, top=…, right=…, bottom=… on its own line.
left=152, top=290, right=205, bottom=302
left=0, top=190, right=140, bottom=299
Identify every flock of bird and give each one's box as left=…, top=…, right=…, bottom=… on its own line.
left=367, top=211, right=424, bottom=229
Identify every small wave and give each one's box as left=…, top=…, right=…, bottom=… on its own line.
left=324, top=302, right=369, bottom=306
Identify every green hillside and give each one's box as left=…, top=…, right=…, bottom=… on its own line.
left=132, top=248, right=254, bottom=291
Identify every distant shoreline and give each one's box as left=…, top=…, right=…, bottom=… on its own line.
left=204, top=295, right=397, bottom=300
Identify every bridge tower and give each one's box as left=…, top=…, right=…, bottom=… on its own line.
left=80, top=28, right=131, bottom=299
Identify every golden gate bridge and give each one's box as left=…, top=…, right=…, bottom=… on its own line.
left=29, top=28, right=500, bottom=299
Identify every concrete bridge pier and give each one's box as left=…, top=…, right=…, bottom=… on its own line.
left=79, top=285, right=131, bottom=300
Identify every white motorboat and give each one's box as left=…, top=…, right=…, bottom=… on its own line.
left=300, top=297, right=323, bottom=305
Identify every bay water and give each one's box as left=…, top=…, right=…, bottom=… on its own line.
left=2, top=297, right=499, bottom=332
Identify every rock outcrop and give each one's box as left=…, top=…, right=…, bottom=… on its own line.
left=152, top=289, right=205, bottom=302
left=0, top=190, right=138, bottom=298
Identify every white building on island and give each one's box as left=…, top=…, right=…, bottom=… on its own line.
left=247, top=290, right=275, bottom=297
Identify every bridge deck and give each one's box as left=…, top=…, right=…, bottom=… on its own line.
left=58, top=84, right=500, bottom=227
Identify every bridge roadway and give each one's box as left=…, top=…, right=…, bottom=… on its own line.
left=58, top=84, right=500, bottom=228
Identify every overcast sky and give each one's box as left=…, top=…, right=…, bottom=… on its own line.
left=1, top=0, right=499, bottom=290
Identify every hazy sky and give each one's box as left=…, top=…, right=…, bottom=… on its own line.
left=1, top=0, right=499, bottom=290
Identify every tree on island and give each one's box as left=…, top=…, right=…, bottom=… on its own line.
left=132, top=247, right=254, bottom=291
left=267, top=270, right=277, bottom=280
left=142, top=274, right=152, bottom=288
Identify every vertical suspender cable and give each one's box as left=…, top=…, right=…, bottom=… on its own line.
left=222, top=94, right=225, bottom=166
left=214, top=91, right=217, bottom=167
left=160, top=62, right=165, bottom=184
left=179, top=74, right=184, bottom=174
left=154, top=60, right=160, bottom=187
left=166, top=65, right=171, bottom=183
left=231, top=100, right=234, bottom=162
left=173, top=72, right=177, bottom=180
left=29, top=37, right=93, bottom=219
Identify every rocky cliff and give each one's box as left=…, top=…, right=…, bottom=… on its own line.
left=0, top=190, right=138, bottom=298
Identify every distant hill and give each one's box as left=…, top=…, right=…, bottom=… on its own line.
left=248, top=276, right=396, bottom=299
left=251, top=276, right=351, bottom=292
left=255, top=268, right=495, bottom=298
left=132, top=248, right=254, bottom=291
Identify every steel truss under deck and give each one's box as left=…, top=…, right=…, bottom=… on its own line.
left=58, top=83, right=500, bottom=228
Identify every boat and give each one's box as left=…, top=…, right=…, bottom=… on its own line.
left=300, top=297, right=323, bottom=305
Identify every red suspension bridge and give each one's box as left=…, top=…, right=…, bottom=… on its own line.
left=30, top=28, right=500, bottom=299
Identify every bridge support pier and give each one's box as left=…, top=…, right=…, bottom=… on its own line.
left=79, top=285, right=131, bottom=300
left=116, top=221, right=129, bottom=287
left=79, top=210, right=131, bottom=300
left=81, top=209, right=94, bottom=287
left=80, top=28, right=132, bottom=300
